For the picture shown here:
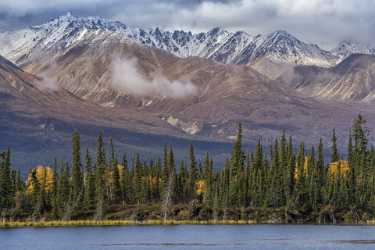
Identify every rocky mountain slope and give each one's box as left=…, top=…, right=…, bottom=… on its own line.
left=0, top=13, right=341, bottom=70
left=2, top=13, right=375, bottom=171
left=4, top=13, right=375, bottom=82
left=281, top=54, right=375, bottom=103
left=331, top=41, right=375, bottom=62
left=9, top=36, right=375, bottom=144
left=1, top=53, right=231, bottom=170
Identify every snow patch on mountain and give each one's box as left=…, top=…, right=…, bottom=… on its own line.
left=331, top=40, right=375, bottom=62
left=2, top=13, right=375, bottom=71
left=0, top=13, right=339, bottom=69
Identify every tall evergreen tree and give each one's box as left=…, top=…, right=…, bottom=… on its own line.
left=71, top=131, right=82, bottom=204
left=112, top=163, right=121, bottom=202
left=0, top=150, right=13, bottom=212
left=109, top=137, right=117, bottom=168
left=331, top=129, right=339, bottom=163
left=229, top=124, right=244, bottom=206
left=188, top=144, right=197, bottom=200
left=84, top=149, right=96, bottom=209
left=30, top=169, right=46, bottom=219
left=120, top=154, right=130, bottom=205
left=133, top=154, right=144, bottom=204
left=203, top=152, right=213, bottom=206
left=95, top=133, right=106, bottom=220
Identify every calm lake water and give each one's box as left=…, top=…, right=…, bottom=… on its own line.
left=1, top=225, right=375, bottom=250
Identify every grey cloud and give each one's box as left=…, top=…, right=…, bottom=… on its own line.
left=0, top=0, right=374, bottom=48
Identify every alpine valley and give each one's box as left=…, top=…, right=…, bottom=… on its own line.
left=1, top=13, right=375, bottom=171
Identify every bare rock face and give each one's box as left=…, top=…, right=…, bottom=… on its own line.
left=281, top=54, right=375, bottom=103
left=331, top=41, right=375, bottom=62
left=3, top=38, right=374, bottom=146
left=0, top=52, right=215, bottom=171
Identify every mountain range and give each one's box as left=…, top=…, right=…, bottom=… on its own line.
left=1, top=13, right=375, bottom=171
left=2, top=13, right=374, bottom=68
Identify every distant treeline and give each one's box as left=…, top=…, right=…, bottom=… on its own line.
left=1, top=114, right=375, bottom=224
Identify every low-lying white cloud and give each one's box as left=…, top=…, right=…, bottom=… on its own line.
left=37, top=72, right=59, bottom=92
left=111, top=57, right=197, bottom=98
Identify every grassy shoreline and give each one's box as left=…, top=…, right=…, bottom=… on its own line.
left=0, top=219, right=258, bottom=228
left=2, top=219, right=375, bottom=228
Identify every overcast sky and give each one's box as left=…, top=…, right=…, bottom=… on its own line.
left=0, top=0, right=374, bottom=48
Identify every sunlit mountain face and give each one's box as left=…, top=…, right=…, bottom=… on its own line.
left=1, top=13, right=375, bottom=170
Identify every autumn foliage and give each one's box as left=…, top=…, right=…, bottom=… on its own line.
left=26, top=165, right=54, bottom=194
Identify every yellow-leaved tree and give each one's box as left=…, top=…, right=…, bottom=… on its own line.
left=26, top=165, right=54, bottom=194
left=328, top=160, right=349, bottom=178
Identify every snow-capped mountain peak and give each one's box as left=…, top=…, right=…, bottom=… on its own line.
left=0, top=13, right=134, bottom=63
left=1, top=13, right=370, bottom=69
left=242, top=30, right=338, bottom=67
left=267, top=30, right=296, bottom=40
left=34, top=12, right=128, bottom=31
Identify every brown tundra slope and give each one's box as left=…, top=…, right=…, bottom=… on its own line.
left=280, top=54, right=375, bottom=103
left=16, top=39, right=375, bottom=145
left=1, top=53, right=218, bottom=170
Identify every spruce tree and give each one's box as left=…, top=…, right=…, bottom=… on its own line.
left=188, top=144, right=197, bottom=200
left=0, top=150, right=13, bottom=211
left=31, top=169, right=45, bottom=218
left=203, top=152, right=213, bottom=206
left=95, top=133, right=106, bottom=220
left=230, top=123, right=243, bottom=177
left=133, top=154, right=144, bottom=203
left=120, top=154, right=130, bottom=205
left=108, top=137, right=118, bottom=201
left=316, top=139, right=325, bottom=205
left=295, top=142, right=306, bottom=206
left=352, top=114, right=368, bottom=155
left=229, top=124, right=243, bottom=206
left=167, top=148, right=177, bottom=202
left=347, top=131, right=356, bottom=204
left=71, top=131, right=82, bottom=204
left=112, top=163, right=121, bottom=202
left=51, top=168, right=59, bottom=219
left=84, top=149, right=96, bottom=209
left=331, top=129, right=339, bottom=163
left=162, top=145, right=170, bottom=185
left=178, top=161, right=188, bottom=202
left=109, top=137, right=116, bottom=167
left=57, top=163, right=70, bottom=212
